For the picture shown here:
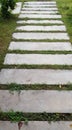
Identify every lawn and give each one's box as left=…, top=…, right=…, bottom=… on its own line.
left=56, top=0, right=72, bottom=42
left=0, top=15, right=17, bottom=69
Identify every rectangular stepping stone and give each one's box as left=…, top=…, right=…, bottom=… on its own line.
left=25, top=1, right=56, bottom=5
left=12, top=2, right=22, bottom=14
left=9, top=42, right=72, bottom=51
left=12, top=32, right=69, bottom=40
left=21, top=10, right=58, bottom=14
left=22, top=7, right=58, bottom=11
left=19, top=14, right=61, bottom=19
left=0, top=69, right=72, bottom=85
left=4, top=54, right=72, bottom=65
left=0, top=90, right=72, bottom=112
left=17, top=20, right=63, bottom=24
left=0, top=121, right=72, bottom=130
left=16, top=25, right=66, bottom=31
left=23, top=5, right=57, bottom=7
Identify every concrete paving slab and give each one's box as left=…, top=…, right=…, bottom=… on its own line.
left=0, top=121, right=72, bottom=130
left=17, top=20, right=63, bottom=24
left=23, top=5, right=57, bottom=8
left=0, top=90, right=72, bottom=112
left=19, top=14, right=61, bottom=19
left=16, top=25, right=66, bottom=31
left=12, top=32, right=69, bottom=40
left=21, top=10, right=59, bottom=14
left=9, top=41, right=72, bottom=51
left=24, top=1, right=56, bottom=5
left=22, top=7, right=58, bottom=11
left=12, top=2, right=22, bottom=14
left=4, top=54, right=72, bottom=65
left=0, top=69, right=72, bottom=85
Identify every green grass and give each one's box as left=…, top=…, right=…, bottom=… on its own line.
left=12, top=39, right=70, bottom=42
left=15, top=30, right=66, bottom=33
left=56, top=0, right=72, bottom=43
left=1, top=64, right=72, bottom=70
left=0, top=83, right=72, bottom=91
left=8, top=50, right=72, bottom=54
left=0, top=112, right=72, bottom=122
left=17, top=23, right=63, bottom=26
left=0, top=15, right=18, bottom=66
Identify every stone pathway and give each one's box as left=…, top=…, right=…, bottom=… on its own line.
left=0, top=1, right=72, bottom=129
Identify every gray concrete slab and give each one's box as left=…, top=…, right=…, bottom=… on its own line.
left=0, top=90, right=72, bottom=112
left=12, top=32, right=69, bottom=40
left=16, top=25, right=66, bottom=31
left=23, top=5, right=57, bottom=8
left=19, top=14, right=61, bottom=19
left=21, top=10, right=59, bottom=14
left=0, top=69, right=72, bottom=85
left=4, top=54, right=72, bottom=65
left=9, top=41, right=72, bottom=51
left=17, top=20, right=63, bottom=24
left=24, top=1, right=56, bottom=5
left=22, top=7, right=58, bottom=11
left=0, top=121, right=72, bottom=130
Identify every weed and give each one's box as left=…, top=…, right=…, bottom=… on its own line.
left=9, top=83, right=22, bottom=94
left=0, top=84, right=72, bottom=90
left=0, top=112, right=72, bottom=121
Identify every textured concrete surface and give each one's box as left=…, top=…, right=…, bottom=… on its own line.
left=24, top=5, right=56, bottom=7
left=23, top=2, right=56, bottom=7
left=17, top=20, right=63, bottom=24
left=1, top=121, right=72, bottom=130
left=19, top=14, right=61, bottom=19
left=22, top=7, right=58, bottom=11
left=13, top=32, right=69, bottom=40
left=4, top=54, right=72, bottom=65
left=0, top=90, right=72, bottom=112
left=12, top=2, right=22, bottom=14
left=25, top=1, right=56, bottom=4
left=16, top=25, right=66, bottom=31
left=9, top=42, right=72, bottom=51
left=0, top=69, right=72, bottom=84
left=21, top=10, right=59, bottom=14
